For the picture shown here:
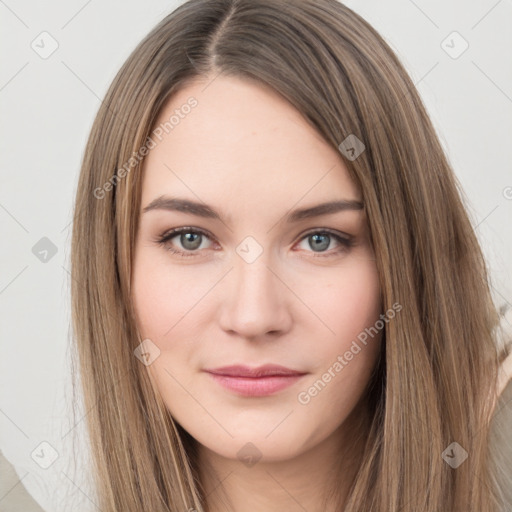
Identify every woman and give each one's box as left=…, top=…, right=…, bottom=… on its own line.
left=70, top=0, right=512, bottom=510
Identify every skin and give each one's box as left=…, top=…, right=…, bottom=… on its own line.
left=131, top=74, right=383, bottom=512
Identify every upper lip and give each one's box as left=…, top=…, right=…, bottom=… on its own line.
left=203, top=364, right=307, bottom=378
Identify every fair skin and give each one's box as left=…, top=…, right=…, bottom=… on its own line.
left=131, top=74, right=383, bottom=512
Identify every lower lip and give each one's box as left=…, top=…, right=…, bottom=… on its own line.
left=205, top=372, right=305, bottom=397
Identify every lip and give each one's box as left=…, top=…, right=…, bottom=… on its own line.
left=203, top=365, right=307, bottom=397
left=204, top=364, right=306, bottom=378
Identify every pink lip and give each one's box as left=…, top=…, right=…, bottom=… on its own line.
left=203, top=365, right=307, bottom=397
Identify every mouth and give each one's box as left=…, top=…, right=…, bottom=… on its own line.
left=202, top=364, right=308, bottom=397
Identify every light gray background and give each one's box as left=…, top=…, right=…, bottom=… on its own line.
left=1, top=0, right=511, bottom=510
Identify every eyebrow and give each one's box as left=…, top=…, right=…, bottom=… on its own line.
left=142, top=196, right=364, bottom=223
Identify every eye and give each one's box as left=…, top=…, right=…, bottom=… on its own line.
left=155, top=227, right=215, bottom=258
left=294, top=229, right=354, bottom=258
left=155, top=227, right=354, bottom=259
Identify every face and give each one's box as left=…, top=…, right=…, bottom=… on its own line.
left=131, top=74, right=383, bottom=463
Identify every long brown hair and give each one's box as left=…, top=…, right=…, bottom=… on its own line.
left=70, top=0, right=509, bottom=510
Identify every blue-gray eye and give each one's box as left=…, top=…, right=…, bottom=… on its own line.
left=156, top=227, right=353, bottom=258
left=296, top=231, right=353, bottom=255
left=156, top=227, right=213, bottom=257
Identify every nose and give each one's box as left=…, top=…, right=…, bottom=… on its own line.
left=218, top=252, right=293, bottom=341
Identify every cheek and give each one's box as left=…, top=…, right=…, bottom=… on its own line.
left=300, top=257, right=382, bottom=391
left=295, top=264, right=382, bottom=421
left=131, top=267, right=169, bottom=339
left=133, top=248, right=382, bottom=349
left=131, top=255, right=209, bottom=340
left=131, top=259, right=199, bottom=391
left=311, top=258, right=381, bottom=347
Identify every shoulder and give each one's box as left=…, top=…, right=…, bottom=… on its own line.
left=498, top=349, right=512, bottom=397
left=490, top=304, right=512, bottom=512
left=497, top=304, right=512, bottom=397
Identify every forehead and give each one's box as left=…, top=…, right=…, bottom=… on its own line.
left=140, top=75, right=361, bottom=216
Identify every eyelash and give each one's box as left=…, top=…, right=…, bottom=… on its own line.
left=154, top=226, right=354, bottom=259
